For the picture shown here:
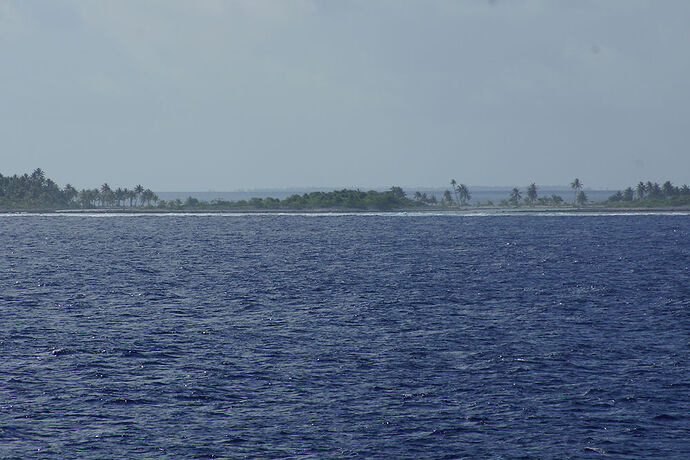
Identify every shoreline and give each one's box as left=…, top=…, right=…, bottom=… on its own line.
left=1, top=205, right=689, bottom=215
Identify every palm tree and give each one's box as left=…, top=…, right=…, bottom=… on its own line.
left=134, top=184, right=144, bottom=206
left=662, top=181, right=676, bottom=198
left=141, top=189, right=158, bottom=207
left=63, top=184, right=78, bottom=205
left=79, top=188, right=98, bottom=208
left=509, top=187, right=521, bottom=206
left=570, top=178, right=582, bottom=204
left=100, top=183, right=112, bottom=207
left=636, top=181, right=646, bottom=200
left=648, top=182, right=662, bottom=199
left=576, top=190, right=588, bottom=206
left=457, top=184, right=471, bottom=205
left=442, top=190, right=453, bottom=206
left=450, top=179, right=459, bottom=206
left=526, top=183, right=537, bottom=205
left=141, top=189, right=152, bottom=207
left=78, top=189, right=91, bottom=208
left=623, top=187, right=634, bottom=201
left=389, top=186, right=405, bottom=199
left=126, top=189, right=136, bottom=207
left=115, top=187, right=125, bottom=207
left=30, top=168, right=46, bottom=184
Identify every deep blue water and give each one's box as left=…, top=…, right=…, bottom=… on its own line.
left=1, top=214, right=689, bottom=458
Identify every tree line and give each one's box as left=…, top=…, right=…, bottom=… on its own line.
left=435, top=178, right=583, bottom=207
left=0, top=169, right=158, bottom=209
left=165, top=187, right=421, bottom=210
left=0, top=169, right=420, bottom=210
left=606, top=180, right=690, bottom=206
left=76, top=183, right=158, bottom=208
left=2, top=169, right=689, bottom=210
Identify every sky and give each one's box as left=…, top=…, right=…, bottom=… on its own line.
left=1, top=0, right=689, bottom=191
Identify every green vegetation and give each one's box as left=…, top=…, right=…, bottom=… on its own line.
left=525, top=183, right=538, bottom=205
left=182, top=187, right=422, bottom=210
left=509, top=187, right=522, bottom=206
left=606, top=180, right=690, bottom=207
left=500, top=184, right=565, bottom=208
left=77, top=184, right=158, bottom=208
left=0, top=169, right=420, bottom=211
left=449, top=179, right=471, bottom=206
left=0, top=168, right=76, bottom=209
left=2, top=169, right=689, bottom=211
left=570, top=178, right=583, bottom=204
left=412, top=191, right=438, bottom=205
left=0, top=168, right=157, bottom=210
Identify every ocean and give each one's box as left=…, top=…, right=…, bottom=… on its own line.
left=1, top=213, right=688, bottom=458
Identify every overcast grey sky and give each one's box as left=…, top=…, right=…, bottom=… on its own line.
left=1, top=0, right=689, bottom=190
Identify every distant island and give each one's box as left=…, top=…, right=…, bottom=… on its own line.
left=1, top=168, right=689, bottom=211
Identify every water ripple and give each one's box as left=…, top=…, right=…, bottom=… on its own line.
left=0, top=215, right=688, bottom=458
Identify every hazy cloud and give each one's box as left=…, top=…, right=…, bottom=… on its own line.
left=1, top=0, right=689, bottom=190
